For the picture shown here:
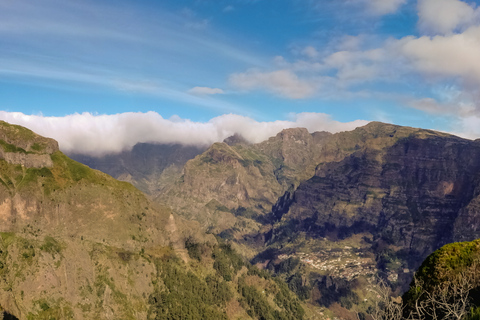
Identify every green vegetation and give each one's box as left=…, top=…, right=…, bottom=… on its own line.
left=237, top=275, right=305, bottom=320
left=40, top=236, right=63, bottom=258
left=30, top=142, right=45, bottom=152
left=26, top=298, right=74, bottom=320
left=0, top=139, right=27, bottom=153
left=213, top=241, right=244, bottom=281
left=148, top=258, right=229, bottom=320
left=405, top=239, right=480, bottom=294
left=147, top=237, right=307, bottom=320
left=51, top=151, right=95, bottom=182
left=466, top=307, right=480, bottom=320
left=376, top=240, right=480, bottom=320
left=185, top=237, right=203, bottom=261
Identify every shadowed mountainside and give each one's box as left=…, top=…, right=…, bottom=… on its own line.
left=268, top=122, right=480, bottom=264
left=69, top=143, right=206, bottom=195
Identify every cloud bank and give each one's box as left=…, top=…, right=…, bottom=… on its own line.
left=0, top=111, right=368, bottom=157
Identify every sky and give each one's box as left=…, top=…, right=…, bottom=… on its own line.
left=2, top=0, right=480, bottom=155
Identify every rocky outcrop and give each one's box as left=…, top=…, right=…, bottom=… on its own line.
left=0, top=150, right=53, bottom=168
left=0, top=121, right=58, bottom=168
left=0, top=121, right=58, bottom=154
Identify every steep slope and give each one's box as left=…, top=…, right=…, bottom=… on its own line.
left=256, top=122, right=480, bottom=315
left=0, top=121, right=197, bottom=319
left=150, top=121, right=480, bottom=317
left=67, top=121, right=480, bottom=318
left=269, top=122, right=480, bottom=260
left=0, top=121, right=313, bottom=320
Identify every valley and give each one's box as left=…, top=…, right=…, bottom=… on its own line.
left=76, top=122, right=480, bottom=318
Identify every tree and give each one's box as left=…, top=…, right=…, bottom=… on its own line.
left=368, top=259, right=480, bottom=320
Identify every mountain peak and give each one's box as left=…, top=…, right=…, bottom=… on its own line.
left=223, top=133, right=250, bottom=146
left=276, top=127, right=311, bottom=140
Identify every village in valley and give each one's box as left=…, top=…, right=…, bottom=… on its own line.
left=276, top=234, right=409, bottom=283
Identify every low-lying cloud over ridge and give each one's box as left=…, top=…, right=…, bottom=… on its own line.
left=0, top=111, right=368, bottom=157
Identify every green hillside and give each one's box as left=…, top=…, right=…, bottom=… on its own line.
left=0, top=121, right=315, bottom=320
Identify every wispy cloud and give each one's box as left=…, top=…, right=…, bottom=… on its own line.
left=367, top=0, right=407, bottom=15
left=188, top=87, right=224, bottom=95
left=223, top=5, right=235, bottom=12
left=0, top=0, right=266, bottom=112
left=229, top=69, right=316, bottom=99
left=0, top=111, right=368, bottom=156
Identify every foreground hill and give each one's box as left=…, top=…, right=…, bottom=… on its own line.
left=0, top=121, right=311, bottom=320
left=400, top=239, right=480, bottom=319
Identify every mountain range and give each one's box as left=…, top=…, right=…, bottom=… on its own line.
left=3, top=120, right=480, bottom=319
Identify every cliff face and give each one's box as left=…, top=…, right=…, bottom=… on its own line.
left=269, top=122, right=480, bottom=269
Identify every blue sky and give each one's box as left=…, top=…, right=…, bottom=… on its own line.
left=2, top=0, right=480, bottom=154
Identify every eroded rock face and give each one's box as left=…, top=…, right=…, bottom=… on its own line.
left=0, top=121, right=58, bottom=154
left=271, top=123, right=480, bottom=269
left=0, top=150, right=53, bottom=168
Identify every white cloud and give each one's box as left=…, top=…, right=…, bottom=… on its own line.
left=229, top=69, right=316, bottom=99
left=188, top=87, right=224, bottom=95
left=323, top=48, right=388, bottom=83
left=399, top=26, right=480, bottom=84
left=367, top=0, right=406, bottom=15
left=451, top=115, right=480, bottom=139
left=302, top=46, right=319, bottom=59
left=417, top=0, right=478, bottom=34
left=408, top=97, right=476, bottom=116
left=0, top=111, right=368, bottom=156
